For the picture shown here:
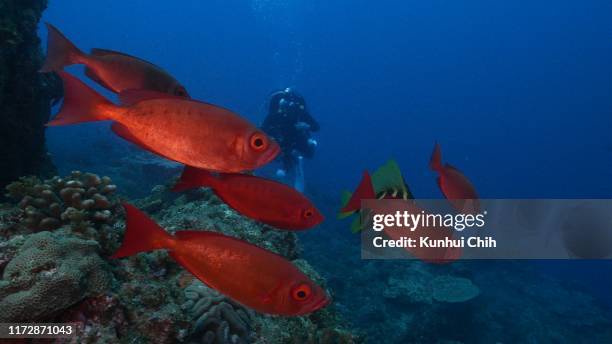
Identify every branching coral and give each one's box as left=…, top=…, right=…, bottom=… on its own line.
left=0, top=231, right=111, bottom=322
left=4, top=171, right=118, bottom=234
left=183, top=280, right=255, bottom=344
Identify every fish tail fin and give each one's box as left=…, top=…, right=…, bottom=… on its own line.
left=337, top=190, right=355, bottom=219
left=112, top=203, right=175, bottom=258
left=372, top=159, right=414, bottom=199
left=40, top=23, right=86, bottom=73
left=172, top=166, right=217, bottom=192
left=430, top=142, right=443, bottom=172
left=341, top=171, right=375, bottom=213
left=47, top=71, right=116, bottom=126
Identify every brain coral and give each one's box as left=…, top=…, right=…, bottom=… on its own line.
left=384, top=273, right=480, bottom=304
left=182, top=280, right=255, bottom=344
left=0, top=231, right=111, bottom=322
left=431, top=275, right=480, bottom=303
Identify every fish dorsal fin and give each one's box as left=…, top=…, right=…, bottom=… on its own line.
left=174, top=230, right=220, bottom=241
left=340, top=171, right=375, bottom=213
left=173, top=166, right=218, bottom=193
left=444, top=163, right=461, bottom=172
left=118, top=89, right=236, bottom=118
left=91, top=48, right=160, bottom=67
left=119, top=89, right=186, bottom=106
left=372, top=159, right=414, bottom=199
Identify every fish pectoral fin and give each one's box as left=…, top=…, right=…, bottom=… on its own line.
left=261, top=281, right=284, bottom=304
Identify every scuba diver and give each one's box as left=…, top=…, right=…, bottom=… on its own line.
left=261, top=88, right=319, bottom=192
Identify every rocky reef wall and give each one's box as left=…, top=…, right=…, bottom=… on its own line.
left=0, top=0, right=61, bottom=195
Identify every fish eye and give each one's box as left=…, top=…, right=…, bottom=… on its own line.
left=303, top=209, right=314, bottom=218
left=291, top=283, right=312, bottom=302
left=249, top=132, right=267, bottom=151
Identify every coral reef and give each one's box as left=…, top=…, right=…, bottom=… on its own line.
left=301, top=204, right=612, bottom=344
left=183, top=281, right=255, bottom=344
left=298, top=193, right=612, bottom=343
left=0, top=0, right=62, bottom=195
left=0, top=231, right=111, bottom=322
left=430, top=275, right=479, bottom=303
left=140, top=185, right=359, bottom=343
left=137, top=184, right=301, bottom=259
left=0, top=172, right=358, bottom=343
left=4, top=171, right=120, bottom=252
left=383, top=274, right=479, bottom=304
left=183, top=270, right=358, bottom=344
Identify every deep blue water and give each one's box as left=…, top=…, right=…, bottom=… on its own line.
left=41, top=0, right=612, bottom=340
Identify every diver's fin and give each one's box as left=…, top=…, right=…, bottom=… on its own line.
left=173, top=166, right=218, bottom=192
left=112, top=204, right=175, bottom=258
left=47, top=71, right=115, bottom=126
left=293, top=156, right=305, bottom=192
left=341, top=171, right=375, bottom=213
left=40, top=23, right=86, bottom=73
left=337, top=190, right=355, bottom=219
left=372, top=159, right=414, bottom=199
left=430, top=142, right=443, bottom=172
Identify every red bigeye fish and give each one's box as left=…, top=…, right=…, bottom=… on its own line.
left=430, top=143, right=480, bottom=213
left=40, top=23, right=189, bottom=97
left=341, top=165, right=461, bottom=263
left=113, top=204, right=330, bottom=316
left=173, top=167, right=324, bottom=230
left=49, top=72, right=279, bottom=173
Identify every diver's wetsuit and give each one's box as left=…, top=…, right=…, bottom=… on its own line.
left=261, top=89, right=319, bottom=191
